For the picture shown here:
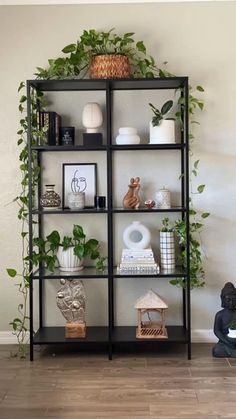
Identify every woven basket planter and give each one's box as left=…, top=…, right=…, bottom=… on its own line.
left=90, top=55, right=130, bottom=79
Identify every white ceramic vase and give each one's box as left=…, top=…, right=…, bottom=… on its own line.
left=149, top=119, right=175, bottom=144
left=116, top=127, right=140, bottom=145
left=160, top=231, right=175, bottom=271
left=82, top=102, right=103, bottom=133
left=123, top=221, right=151, bottom=249
left=57, top=247, right=84, bottom=272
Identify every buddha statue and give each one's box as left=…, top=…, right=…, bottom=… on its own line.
left=212, top=282, right=236, bottom=357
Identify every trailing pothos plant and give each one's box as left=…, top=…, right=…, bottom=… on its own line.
left=7, top=28, right=206, bottom=357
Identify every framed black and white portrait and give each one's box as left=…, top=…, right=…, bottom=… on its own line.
left=62, top=163, right=97, bottom=208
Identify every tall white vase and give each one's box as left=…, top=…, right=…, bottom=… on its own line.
left=82, top=102, right=103, bottom=133
left=57, top=247, right=84, bottom=272
left=160, top=231, right=175, bottom=271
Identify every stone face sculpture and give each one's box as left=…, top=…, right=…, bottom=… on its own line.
left=123, top=177, right=140, bottom=209
left=56, top=278, right=86, bottom=324
left=212, top=282, right=236, bottom=357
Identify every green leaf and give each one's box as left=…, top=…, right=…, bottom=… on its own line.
left=194, top=160, right=200, bottom=169
left=74, top=244, right=85, bottom=259
left=18, top=81, right=25, bottom=92
left=201, top=212, right=210, bottom=219
left=20, top=95, right=27, bottom=103
left=61, top=236, right=72, bottom=250
left=62, top=43, right=76, bottom=53
left=161, top=100, right=173, bottom=116
left=189, top=209, right=197, bottom=216
left=197, top=184, right=205, bottom=193
left=7, top=268, right=17, bottom=278
left=196, top=85, right=204, bottom=92
left=17, top=138, right=23, bottom=146
left=197, top=102, right=204, bottom=111
left=46, top=230, right=60, bottom=248
left=136, top=41, right=146, bottom=53
left=73, top=224, right=85, bottom=241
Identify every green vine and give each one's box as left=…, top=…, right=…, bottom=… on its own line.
left=7, top=28, right=206, bottom=356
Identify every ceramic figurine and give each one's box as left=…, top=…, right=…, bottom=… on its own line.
left=212, top=282, right=236, bottom=357
left=123, top=177, right=140, bottom=209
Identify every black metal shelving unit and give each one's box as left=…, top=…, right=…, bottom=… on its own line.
left=27, top=77, right=190, bottom=361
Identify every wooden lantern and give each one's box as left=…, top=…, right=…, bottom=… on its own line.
left=135, top=289, right=168, bottom=339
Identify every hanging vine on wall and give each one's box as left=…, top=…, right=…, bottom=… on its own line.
left=7, top=28, right=206, bottom=357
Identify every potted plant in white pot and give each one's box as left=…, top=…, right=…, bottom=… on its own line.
left=228, top=320, right=236, bottom=338
left=149, top=100, right=175, bottom=144
left=32, top=224, right=106, bottom=272
left=160, top=217, right=175, bottom=272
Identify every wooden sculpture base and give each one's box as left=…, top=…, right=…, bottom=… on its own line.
left=65, top=322, right=86, bottom=339
left=136, top=323, right=168, bottom=339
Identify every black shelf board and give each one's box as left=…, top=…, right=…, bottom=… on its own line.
left=32, top=267, right=108, bottom=280
left=112, top=326, right=188, bottom=343
left=111, top=143, right=184, bottom=151
left=32, top=208, right=108, bottom=215
left=29, top=77, right=188, bottom=92
left=114, top=267, right=186, bottom=278
left=33, top=326, right=108, bottom=344
left=110, top=77, right=187, bottom=90
left=29, top=79, right=107, bottom=91
left=31, top=145, right=107, bottom=152
left=112, top=207, right=186, bottom=213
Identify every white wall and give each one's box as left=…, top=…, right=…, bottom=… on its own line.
left=0, top=2, right=235, bottom=336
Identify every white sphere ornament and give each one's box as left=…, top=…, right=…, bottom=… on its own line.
left=82, top=102, right=103, bottom=133
left=123, top=221, right=151, bottom=249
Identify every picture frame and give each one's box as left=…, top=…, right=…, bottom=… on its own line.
left=62, top=163, right=97, bottom=209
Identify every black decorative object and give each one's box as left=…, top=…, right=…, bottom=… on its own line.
left=37, top=111, right=61, bottom=145
left=212, top=282, right=236, bottom=357
left=95, top=195, right=106, bottom=209
left=62, top=163, right=97, bottom=209
left=59, top=127, right=75, bottom=146
left=83, top=133, right=103, bottom=147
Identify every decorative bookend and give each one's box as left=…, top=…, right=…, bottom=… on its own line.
left=56, top=278, right=86, bottom=339
left=135, top=289, right=168, bottom=339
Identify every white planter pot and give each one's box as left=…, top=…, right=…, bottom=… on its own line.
left=160, top=231, right=175, bottom=271
left=57, top=247, right=84, bottom=272
left=149, top=119, right=175, bottom=144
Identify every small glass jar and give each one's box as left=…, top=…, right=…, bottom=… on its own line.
left=40, top=185, right=61, bottom=209
left=68, top=192, right=85, bottom=210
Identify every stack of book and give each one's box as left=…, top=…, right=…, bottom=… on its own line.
left=37, top=111, right=61, bottom=146
left=117, top=248, right=159, bottom=274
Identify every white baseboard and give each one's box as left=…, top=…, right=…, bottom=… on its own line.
left=192, top=329, right=217, bottom=343
left=0, top=329, right=217, bottom=344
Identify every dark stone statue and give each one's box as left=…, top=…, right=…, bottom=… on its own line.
left=212, top=282, right=236, bottom=357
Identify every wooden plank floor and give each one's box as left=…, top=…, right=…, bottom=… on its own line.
left=0, top=344, right=236, bottom=419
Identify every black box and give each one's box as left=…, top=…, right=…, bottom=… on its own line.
left=83, top=133, right=103, bottom=147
